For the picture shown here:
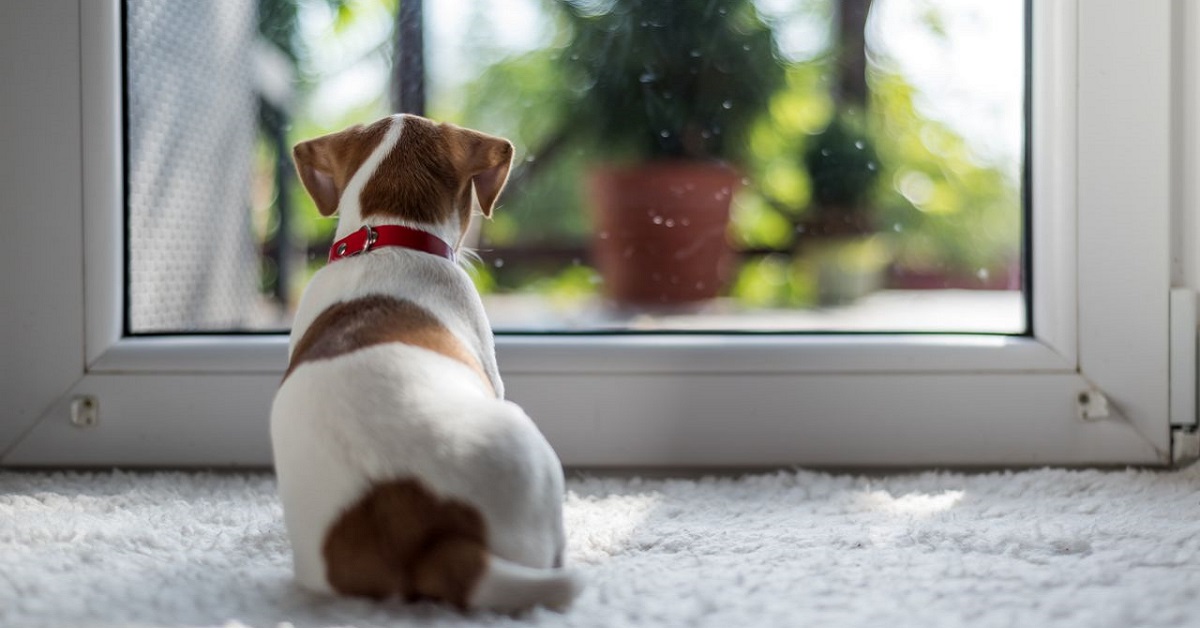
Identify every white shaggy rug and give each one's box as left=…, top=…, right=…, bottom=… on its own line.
left=2, top=466, right=1199, bottom=628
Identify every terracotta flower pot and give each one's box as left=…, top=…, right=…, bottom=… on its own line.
left=587, top=162, right=741, bottom=307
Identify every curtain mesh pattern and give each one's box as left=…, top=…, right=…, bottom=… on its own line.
left=126, top=0, right=260, bottom=332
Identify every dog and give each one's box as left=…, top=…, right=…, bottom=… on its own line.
left=270, top=114, right=581, bottom=612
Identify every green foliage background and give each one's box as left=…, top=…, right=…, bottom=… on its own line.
left=262, top=0, right=1022, bottom=308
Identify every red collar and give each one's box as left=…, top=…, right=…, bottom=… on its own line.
left=328, top=225, right=456, bottom=263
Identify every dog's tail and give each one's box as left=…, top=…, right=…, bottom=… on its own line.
left=410, top=536, right=583, bottom=613
left=467, top=554, right=584, bottom=612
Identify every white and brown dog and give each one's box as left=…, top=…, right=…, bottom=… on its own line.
left=270, top=114, right=581, bottom=612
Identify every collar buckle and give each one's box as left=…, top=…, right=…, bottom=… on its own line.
left=333, top=225, right=377, bottom=259
left=357, top=224, right=378, bottom=255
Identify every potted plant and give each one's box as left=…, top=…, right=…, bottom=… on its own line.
left=555, top=0, right=785, bottom=307
left=800, top=113, right=891, bottom=305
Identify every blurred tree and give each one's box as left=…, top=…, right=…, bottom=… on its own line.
left=869, top=71, right=1020, bottom=283
left=835, top=0, right=873, bottom=108
left=391, top=0, right=424, bottom=114
left=731, top=0, right=1020, bottom=305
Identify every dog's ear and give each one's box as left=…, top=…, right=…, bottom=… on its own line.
left=293, top=137, right=343, bottom=217
left=450, top=128, right=514, bottom=217
left=293, top=122, right=388, bottom=217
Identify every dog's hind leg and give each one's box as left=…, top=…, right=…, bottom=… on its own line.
left=322, top=478, right=488, bottom=605
left=411, top=536, right=489, bottom=608
left=320, top=496, right=407, bottom=600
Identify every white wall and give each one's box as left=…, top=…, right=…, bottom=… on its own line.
left=0, top=1, right=85, bottom=456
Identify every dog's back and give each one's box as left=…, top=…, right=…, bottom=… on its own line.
left=272, top=340, right=575, bottom=609
left=270, top=114, right=580, bottom=611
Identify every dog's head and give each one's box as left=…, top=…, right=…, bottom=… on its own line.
left=291, top=114, right=514, bottom=245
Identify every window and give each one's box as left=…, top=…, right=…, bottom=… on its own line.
left=125, top=0, right=1026, bottom=334
left=0, top=0, right=1192, bottom=469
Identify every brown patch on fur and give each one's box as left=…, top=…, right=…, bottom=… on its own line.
left=361, top=115, right=515, bottom=235
left=361, top=116, right=459, bottom=225
left=285, top=295, right=495, bottom=396
left=292, top=118, right=392, bottom=216
left=322, top=478, right=489, bottom=608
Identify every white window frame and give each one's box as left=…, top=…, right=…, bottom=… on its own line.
left=1, top=0, right=1195, bottom=468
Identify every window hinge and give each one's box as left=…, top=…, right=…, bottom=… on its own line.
left=1077, top=389, right=1110, bottom=421
left=69, top=395, right=98, bottom=429
left=1172, top=427, right=1199, bottom=467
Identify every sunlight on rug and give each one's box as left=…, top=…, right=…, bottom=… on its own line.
left=2, top=465, right=1199, bottom=628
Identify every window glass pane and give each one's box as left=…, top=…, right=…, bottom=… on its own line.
left=125, top=0, right=1026, bottom=334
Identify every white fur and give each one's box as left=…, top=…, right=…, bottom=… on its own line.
left=271, top=115, right=578, bottom=609
left=288, top=247, right=503, bottom=398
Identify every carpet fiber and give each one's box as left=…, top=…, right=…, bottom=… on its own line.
left=2, top=466, right=1199, bottom=628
